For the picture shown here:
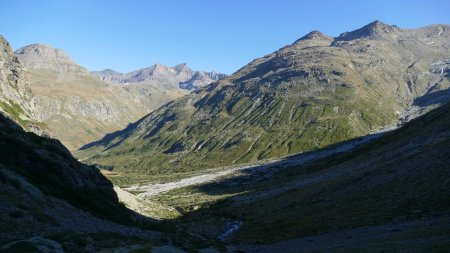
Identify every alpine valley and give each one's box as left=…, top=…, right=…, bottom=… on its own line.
left=1, top=21, right=449, bottom=252
left=80, top=21, right=450, bottom=185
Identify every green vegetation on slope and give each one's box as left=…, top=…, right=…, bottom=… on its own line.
left=146, top=102, right=450, bottom=250
left=79, top=22, right=450, bottom=185
left=0, top=99, right=45, bottom=131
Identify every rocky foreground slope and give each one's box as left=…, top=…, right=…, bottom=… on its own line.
left=13, top=43, right=224, bottom=150
left=79, top=21, right=450, bottom=184
left=0, top=112, right=163, bottom=252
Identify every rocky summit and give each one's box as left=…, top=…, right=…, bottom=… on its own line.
left=79, top=22, right=450, bottom=184
left=15, top=44, right=89, bottom=75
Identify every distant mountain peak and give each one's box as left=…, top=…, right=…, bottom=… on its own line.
left=173, top=63, right=189, bottom=72
left=15, top=43, right=88, bottom=74
left=92, top=62, right=226, bottom=90
left=293, top=30, right=333, bottom=47
left=102, top=68, right=121, bottom=74
left=152, top=63, right=168, bottom=70
left=15, top=44, right=73, bottom=61
left=363, top=20, right=399, bottom=33
left=299, top=30, right=332, bottom=41
left=336, top=20, right=400, bottom=41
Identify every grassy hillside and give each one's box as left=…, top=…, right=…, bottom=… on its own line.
left=149, top=102, right=450, bottom=251
left=79, top=22, right=450, bottom=185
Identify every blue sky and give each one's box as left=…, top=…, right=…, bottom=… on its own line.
left=1, top=0, right=449, bottom=74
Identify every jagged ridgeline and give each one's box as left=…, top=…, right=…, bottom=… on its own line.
left=80, top=21, right=450, bottom=184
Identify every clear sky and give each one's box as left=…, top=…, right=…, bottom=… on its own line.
left=1, top=0, right=449, bottom=74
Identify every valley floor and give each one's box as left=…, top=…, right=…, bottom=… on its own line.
left=123, top=129, right=391, bottom=198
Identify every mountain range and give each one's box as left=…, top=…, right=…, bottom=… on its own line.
left=79, top=21, right=450, bottom=185
left=10, top=43, right=225, bottom=150
left=92, top=63, right=226, bottom=90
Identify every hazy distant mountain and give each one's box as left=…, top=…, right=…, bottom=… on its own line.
left=92, top=63, right=226, bottom=90
left=79, top=21, right=450, bottom=184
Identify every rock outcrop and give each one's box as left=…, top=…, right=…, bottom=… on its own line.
left=0, top=36, right=45, bottom=134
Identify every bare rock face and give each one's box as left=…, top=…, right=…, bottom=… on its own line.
left=93, top=63, right=226, bottom=90
left=0, top=36, right=29, bottom=104
left=0, top=36, right=45, bottom=134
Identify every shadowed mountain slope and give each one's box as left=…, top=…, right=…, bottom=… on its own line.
left=0, top=112, right=163, bottom=252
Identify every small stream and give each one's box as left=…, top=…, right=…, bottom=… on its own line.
left=218, top=220, right=242, bottom=241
